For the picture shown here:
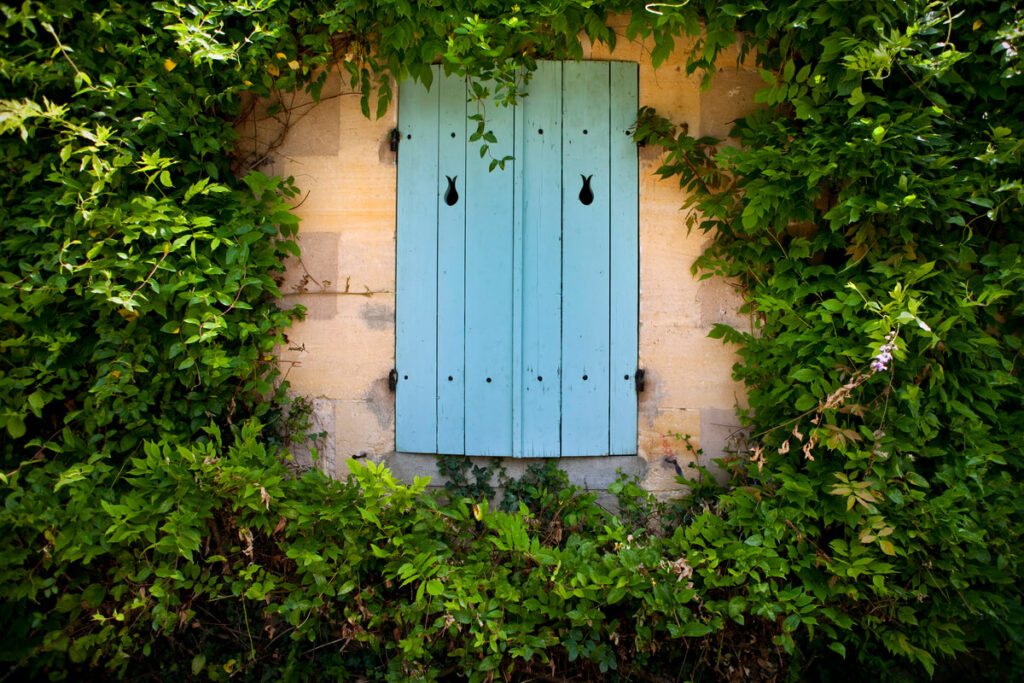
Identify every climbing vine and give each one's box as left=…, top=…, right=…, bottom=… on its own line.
left=1, top=0, right=1022, bottom=680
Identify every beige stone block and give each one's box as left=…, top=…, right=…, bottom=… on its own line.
left=638, top=407, right=700, bottom=492
left=278, top=294, right=395, bottom=401
left=273, top=92, right=342, bottom=159
left=586, top=20, right=702, bottom=131
left=278, top=156, right=396, bottom=216
left=639, top=323, right=745, bottom=411
left=641, top=280, right=700, bottom=328
left=280, top=219, right=395, bottom=296
left=278, top=231, right=341, bottom=316
left=588, top=16, right=646, bottom=63
left=698, top=67, right=763, bottom=140
left=293, top=201, right=397, bottom=238
left=638, top=202, right=697, bottom=250
left=638, top=141, right=669, bottom=174
left=339, top=90, right=397, bottom=155
left=698, top=276, right=749, bottom=331
left=640, top=211, right=706, bottom=268
left=700, top=407, right=748, bottom=476
left=333, top=393, right=395, bottom=472
left=713, top=35, right=757, bottom=69
left=284, top=397, right=338, bottom=477
left=235, top=71, right=348, bottom=163
left=268, top=73, right=397, bottom=163
left=641, top=60, right=703, bottom=128
left=639, top=406, right=743, bottom=491
left=638, top=406, right=700, bottom=455
left=638, top=211, right=709, bottom=329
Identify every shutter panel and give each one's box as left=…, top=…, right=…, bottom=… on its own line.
left=397, top=62, right=637, bottom=457
left=561, top=62, right=612, bottom=456
left=518, top=61, right=563, bottom=457
left=436, top=70, right=467, bottom=454
left=609, top=62, right=640, bottom=454
left=395, top=69, right=439, bottom=453
left=464, top=86, right=516, bottom=456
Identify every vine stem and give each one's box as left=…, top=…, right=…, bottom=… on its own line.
left=42, top=22, right=83, bottom=77
left=678, top=149, right=715, bottom=198
left=126, top=243, right=171, bottom=305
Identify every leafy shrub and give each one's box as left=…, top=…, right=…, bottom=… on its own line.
left=2, top=1, right=1024, bottom=681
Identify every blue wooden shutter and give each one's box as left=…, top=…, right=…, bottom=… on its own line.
left=395, top=68, right=439, bottom=453
left=463, top=86, right=516, bottom=456
left=518, top=61, right=563, bottom=457
left=436, top=71, right=467, bottom=454
left=608, top=62, right=640, bottom=455
left=396, top=62, right=637, bottom=457
left=560, top=62, right=612, bottom=456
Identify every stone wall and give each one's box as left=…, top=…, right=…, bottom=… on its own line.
left=238, top=18, right=760, bottom=496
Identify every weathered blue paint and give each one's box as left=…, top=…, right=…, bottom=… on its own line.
left=436, top=68, right=468, bottom=454
left=561, top=61, right=611, bottom=456
left=519, top=61, right=563, bottom=457
left=395, top=73, right=439, bottom=453
left=396, top=62, right=637, bottom=457
left=464, top=91, right=515, bottom=455
left=609, top=62, right=640, bottom=454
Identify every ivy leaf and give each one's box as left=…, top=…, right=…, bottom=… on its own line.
left=790, top=367, right=817, bottom=383
left=5, top=415, right=26, bottom=439
left=27, top=390, right=46, bottom=413
left=795, top=394, right=817, bottom=412
left=680, top=621, right=713, bottom=637
left=783, top=614, right=801, bottom=632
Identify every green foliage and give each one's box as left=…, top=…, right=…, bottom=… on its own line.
left=2, top=0, right=1023, bottom=681
left=0, top=1, right=304, bottom=463
left=0, top=424, right=769, bottom=680
left=436, top=453, right=505, bottom=502
left=634, top=0, right=1024, bottom=677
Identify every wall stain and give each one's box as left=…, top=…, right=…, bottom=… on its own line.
left=637, top=366, right=662, bottom=428
left=362, top=377, right=395, bottom=430
left=360, top=303, right=395, bottom=330
left=379, top=133, right=397, bottom=165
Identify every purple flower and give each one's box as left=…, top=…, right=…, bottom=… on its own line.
left=871, top=332, right=898, bottom=373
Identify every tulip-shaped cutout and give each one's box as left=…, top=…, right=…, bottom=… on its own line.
left=444, top=175, right=459, bottom=206
left=578, top=174, right=594, bottom=206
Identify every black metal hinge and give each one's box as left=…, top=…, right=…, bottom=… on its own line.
left=389, top=368, right=398, bottom=391
left=389, top=129, right=401, bottom=152
left=635, top=368, right=645, bottom=393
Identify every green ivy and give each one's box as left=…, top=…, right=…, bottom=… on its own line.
left=2, top=0, right=1023, bottom=680
left=633, top=0, right=1024, bottom=676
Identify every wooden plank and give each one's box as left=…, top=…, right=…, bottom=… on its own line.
left=609, top=62, right=639, bottom=455
left=395, top=69, right=440, bottom=452
left=561, top=62, right=611, bottom=456
left=436, top=70, right=468, bottom=454
left=519, top=61, right=563, bottom=457
left=511, top=70, right=525, bottom=458
left=464, top=87, right=515, bottom=455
